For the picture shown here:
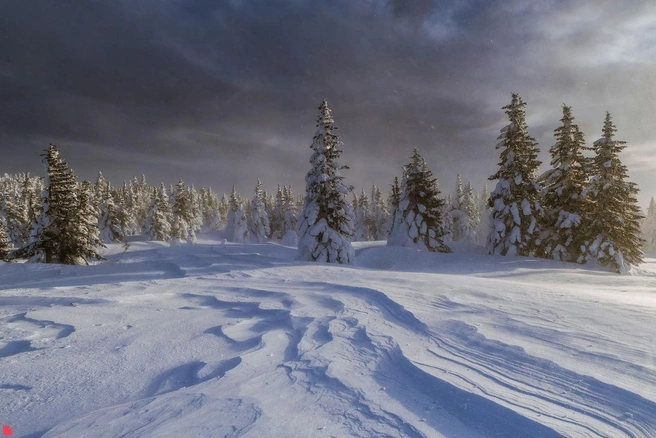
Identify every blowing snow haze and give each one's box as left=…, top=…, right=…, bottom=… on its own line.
left=2, top=1, right=656, bottom=205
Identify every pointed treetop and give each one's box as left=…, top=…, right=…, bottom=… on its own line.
left=602, top=111, right=617, bottom=140
left=506, top=93, right=525, bottom=112
left=558, top=104, right=574, bottom=126
left=317, top=99, right=335, bottom=129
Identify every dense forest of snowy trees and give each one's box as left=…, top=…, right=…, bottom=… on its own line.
left=0, top=96, right=648, bottom=272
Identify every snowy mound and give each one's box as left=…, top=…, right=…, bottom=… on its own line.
left=1, top=238, right=655, bottom=437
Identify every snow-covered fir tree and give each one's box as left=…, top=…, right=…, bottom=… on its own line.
left=218, top=193, right=229, bottom=229
left=226, top=186, right=249, bottom=243
left=188, top=185, right=203, bottom=235
left=0, top=174, right=38, bottom=246
left=353, top=188, right=373, bottom=241
left=94, top=177, right=123, bottom=244
left=74, top=180, right=105, bottom=262
left=441, top=194, right=454, bottom=242
left=487, top=93, right=543, bottom=257
left=263, top=190, right=276, bottom=239
left=98, top=193, right=125, bottom=243
left=275, top=186, right=298, bottom=239
left=297, top=99, right=355, bottom=264
left=280, top=186, right=298, bottom=245
left=1, top=187, right=26, bottom=247
left=271, top=185, right=298, bottom=242
left=18, top=173, right=41, bottom=244
left=461, top=181, right=480, bottom=243
left=248, top=179, right=270, bottom=243
left=16, top=145, right=104, bottom=264
left=116, top=182, right=138, bottom=236
left=370, top=184, right=389, bottom=240
left=129, top=175, right=151, bottom=234
left=581, top=112, right=644, bottom=273
left=476, top=183, right=492, bottom=245
left=144, top=184, right=172, bottom=241
left=451, top=174, right=466, bottom=241
left=540, top=105, right=590, bottom=262
left=94, top=172, right=108, bottom=204
left=388, top=148, right=451, bottom=253
left=387, top=177, right=401, bottom=234
left=271, top=185, right=285, bottom=240
left=199, top=187, right=221, bottom=231
left=0, top=220, right=11, bottom=261
left=170, top=180, right=196, bottom=245
left=642, top=197, right=656, bottom=254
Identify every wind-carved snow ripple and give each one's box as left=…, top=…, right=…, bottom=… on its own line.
left=430, top=320, right=656, bottom=437
left=144, top=358, right=242, bottom=397
left=374, top=341, right=564, bottom=438
left=181, top=292, right=298, bottom=359
left=9, top=312, right=76, bottom=340
left=301, top=282, right=429, bottom=335
left=1, top=312, right=76, bottom=359
left=181, top=284, right=565, bottom=436
left=293, top=283, right=572, bottom=437
left=286, top=284, right=512, bottom=436
left=497, top=316, right=656, bottom=390
left=278, top=312, right=428, bottom=438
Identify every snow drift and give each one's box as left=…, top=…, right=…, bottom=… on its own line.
left=1, top=237, right=655, bottom=437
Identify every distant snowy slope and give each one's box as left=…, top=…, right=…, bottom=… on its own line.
left=1, top=239, right=655, bottom=437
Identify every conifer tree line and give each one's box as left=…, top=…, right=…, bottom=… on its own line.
left=487, top=93, right=645, bottom=273
left=0, top=146, right=306, bottom=264
left=0, top=96, right=649, bottom=273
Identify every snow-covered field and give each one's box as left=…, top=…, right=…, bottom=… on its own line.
left=1, top=236, right=655, bottom=438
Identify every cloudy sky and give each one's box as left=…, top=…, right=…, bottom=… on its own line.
left=2, top=0, right=656, bottom=205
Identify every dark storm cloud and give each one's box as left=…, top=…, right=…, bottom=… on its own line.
left=1, top=0, right=656, bottom=204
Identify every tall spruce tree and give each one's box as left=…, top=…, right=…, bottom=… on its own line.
left=218, top=193, right=229, bottom=229
left=16, top=145, right=104, bottom=264
left=488, top=93, right=543, bottom=257
left=263, top=191, right=276, bottom=239
left=280, top=186, right=298, bottom=245
left=130, top=175, right=151, bottom=233
left=0, top=220, right=11, bottom=261
left=353, top=188, right=373, bottom=241
left=387, top=177, right=401, bottom=234
left=74, top=181, right=105, bottom=262
left=477, top=183, right=491, bottom=245
left=370, top=184, right=389, bottom=240
left=188, top=185, right=203, bottom=235
left=462, top=181, right=480, bottom=243
left=271, top=185, right=285, bottom=240
left=297, top=99, right=355, bottom=264
left=388, top=148, right=451, bottom=253
left=643, top=197, right=656, bottom=254
left=451, top=174, right=465, bottom=241
left=540, top=105, right=590, bottom=262
left=171, top=180, right=196, bottom=245
left=145, top=185, right=172, bottom=241
left=441, top=195, right=453, bottom=242
left=19, top=173, right=41, bottom=244
left=226, top=186, right=249, bottom=243
left=114, top=183, right=134, bottom=237
left=98, top=181, right=125, bottom=244
left=582, top=112, right=644, bottom=273
left=1, top=188, right=25, bottom=247
left=248, top=179, right=270, bottom=243
left=199, top=187, right=221, bottom=231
